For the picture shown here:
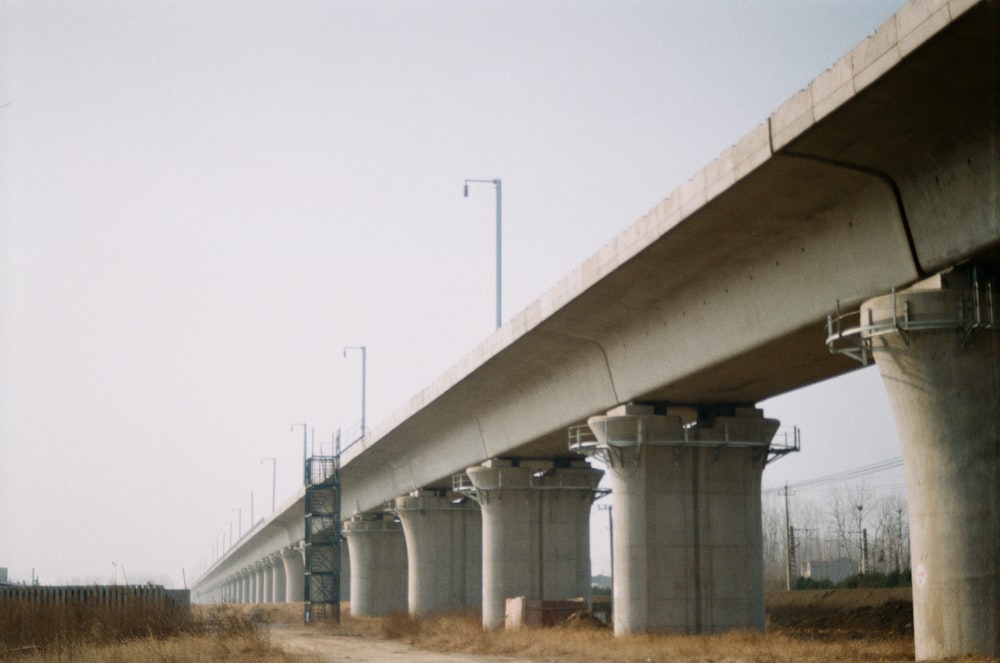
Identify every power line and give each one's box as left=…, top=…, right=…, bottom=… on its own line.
left=767, top=456, right=904, bottom=493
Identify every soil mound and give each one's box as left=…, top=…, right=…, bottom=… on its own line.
left=767, top=588, right=913, bottom=638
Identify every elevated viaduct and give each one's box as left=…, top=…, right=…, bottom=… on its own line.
left=193, top=1, right=999, bottom=659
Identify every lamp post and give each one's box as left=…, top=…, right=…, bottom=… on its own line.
left=291, top=423, right=307, bottom=485
left=233, top=508, right=242, bottom=540
left=262, top=458, right=276, bottom=512
left=463, top=178, right=502, bottom=329
left=343, top=346, right=367, bottom=440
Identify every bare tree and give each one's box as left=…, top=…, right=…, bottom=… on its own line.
left=826, top=480, right=875, bottom=572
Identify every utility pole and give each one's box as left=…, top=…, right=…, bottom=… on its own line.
left=856, top=505, right=866, bottom=575
left=781, top=483, right=796, bottom=590
left=861, top=528, right=869, bottom=575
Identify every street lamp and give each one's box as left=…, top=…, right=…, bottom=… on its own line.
left=233, top=507, right=242, bottom=540
left=291, top=423, right=307, bottom=485
left=262, top=457, right=276, bottom=512
left=463, top=178, right=502, bottom=329
left=343, top=346, right=367, bottom=440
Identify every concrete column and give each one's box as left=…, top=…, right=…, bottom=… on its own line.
left=341, top=544, right=351, bottom=602
left=280, top=546, right=305, bottom=602
left=271, top=554, right=286, bottom=603
left=582, top=404, right=777, bottom=635
left=262, top=561, right=274, bottom=603
left=861, top=269, right=999, bottom=660
left=343, top=514, right=407, bottom=616
left=253, top=566, right=264, bottom=603
left=240, top=571, right=249, bottom=604
left=466, top=460, right=603, bottom=630
left=394, top=489, right=482, bottom=616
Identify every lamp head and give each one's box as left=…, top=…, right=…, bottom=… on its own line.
left=463, top=183, right=468, bottom=197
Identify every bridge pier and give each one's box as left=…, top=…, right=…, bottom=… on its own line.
left=236, top=569, right=250, bottom=603
left=343, top=514, right=408, bottom=616
left=280, top=546, right=304, bottom=602
left=269, top=554, right=285, bottom=603
left=258, top=563, right=268, bottom=603
left=578, top=404, right=777, bottom=635
left=465, top=459, right=603, bottom=629
left=262, top=561, right=274, bottom=602
left=394, top=489, right=482, bottom=616
left=860, top=269, right=999, bottom=660
left=249, top=568, right=259, bottom=603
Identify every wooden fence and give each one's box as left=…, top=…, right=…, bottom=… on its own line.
left=0, top=585, right=190, bottom=615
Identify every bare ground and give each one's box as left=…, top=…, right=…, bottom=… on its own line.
left=269, top=625, right=542, bottom=663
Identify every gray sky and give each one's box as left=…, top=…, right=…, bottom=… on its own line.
left=0, top=0, right=908, bottom=587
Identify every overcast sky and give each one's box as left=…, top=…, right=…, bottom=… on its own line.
left=0, top=0, right=909, bottom=587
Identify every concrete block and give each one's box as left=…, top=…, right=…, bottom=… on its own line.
left=505, top=597, right=587, bottom=629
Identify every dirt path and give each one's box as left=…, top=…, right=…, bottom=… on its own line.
left=269, top=625, right=541, bottom=663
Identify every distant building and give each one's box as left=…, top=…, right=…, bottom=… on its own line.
left=805, top=558, right=856, bottom=584
left=0, top=568, right=8, bottom=586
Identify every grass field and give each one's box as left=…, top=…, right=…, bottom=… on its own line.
left=0, top=599, right=293, bottom=662
left=3, top=590, right=998, bottom=662
left=303, top=590, right=996, bottom=663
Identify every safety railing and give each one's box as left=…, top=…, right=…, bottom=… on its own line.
left=826, top=284, right=998, bottom=365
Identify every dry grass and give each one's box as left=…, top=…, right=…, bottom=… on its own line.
left=361, top=610, right=913, bottom=663
left=315, top=600, right=997, bottom=663
left=0, top=631, right=293, bottom=663
left=13, top=596, right=993, bottom=663
left=0, top=600, right=293, bottom=663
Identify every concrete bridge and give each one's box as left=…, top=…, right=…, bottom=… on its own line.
left=193, top=1, right=999, bottom=659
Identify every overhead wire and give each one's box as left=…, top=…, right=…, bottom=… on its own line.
left=766, top=456, right=904, bottom=493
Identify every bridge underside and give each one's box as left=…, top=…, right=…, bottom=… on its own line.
left=197, top=6, right=999, bottom=655
left=344, top=1, right=998, bottom=499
